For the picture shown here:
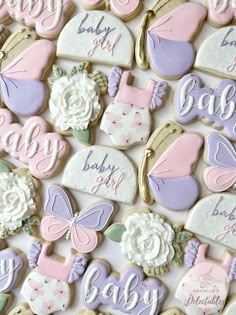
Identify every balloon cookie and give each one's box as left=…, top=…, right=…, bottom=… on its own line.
left=208, top=0, right=236, bottom=27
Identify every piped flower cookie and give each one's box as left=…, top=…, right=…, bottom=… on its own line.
left=105, top=207, right=193, bottom=276
left=48, top=63, right=107, bottom=145
left=100, top=66, right=168, bottom=149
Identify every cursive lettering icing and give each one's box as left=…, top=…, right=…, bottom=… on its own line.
left=221, top=27, right=236, bottom=47
left=88, top=33, right=121, bottom=57
left=211, top=196, right=236, bottom=221
left=215, top=223, right=236, bottom=241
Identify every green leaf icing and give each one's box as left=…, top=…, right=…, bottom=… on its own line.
left=171, top=242, right=183, bottom=267
left=0, top=227, right=9, bottom=238
left=25, top=216, right=40, bottom=226
left=22, top=224, right=34, bottom=236
left=0, top=294, right=8, bottom=312
left=105, top=224, right=126, bottom=242
left=72, top=128, right=91, bottom=144
left=89, top=70, right=107, bottom=93
left=173, top=223, right=184, bottom=234
left=53, top=65, right=64, bottom=78
left=143, top=265, right=168, bottom=276
left=0, top=161, right=11, bottom=173
left=175, top=231, right=193, bottom=244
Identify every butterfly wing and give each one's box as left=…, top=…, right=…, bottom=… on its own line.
left=71, top=225, right=98, bottom=253
left=40, top=216, right=70, bottom=241
left=204, top=166, right=236, bottom=192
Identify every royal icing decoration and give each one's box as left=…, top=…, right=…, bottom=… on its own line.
left=81, top=260, right=167, bottom=315
left=105, top=208, right=192, bottom=276
left=0, top=0, right=74, bottom=38
left=139, top=122, right=203, bottom=210
left=175, top=239, right=236, bottom=315
left=9, top=304, right=34, bottom=315
left=175, top=74, right=236, bottom=140
left=204, top=133, right=236, bottom=192
left=136, top=2, right=207, bottom=79
left=81, top=0, right=141, bottom=20
left=185, top=194, right=236, bottom=250
left=208, top=0, right=236, bottom=27
left=223, top=296, right=236, bottom=315
left=62, top=145, right=137, bottom=204
left=0, top=108, right=70, bottom=179
left=41, top=185, right=115, bottom=253
left=100, top=67, right=168, bottom=148
left=21, top=240, right=88, bottom=315
left=0, top=28, right=55, bottom=116
left=57, top=11, right=134, bottom=68
left=48, top=63, right=107, bottom=145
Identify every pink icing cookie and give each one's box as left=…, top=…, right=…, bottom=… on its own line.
left=208, top=0, right=236, bottom=27
left=0, top=108, right=70, bottom=179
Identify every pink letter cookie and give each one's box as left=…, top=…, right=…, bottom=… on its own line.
left=208, top=0, right=236, bottom=27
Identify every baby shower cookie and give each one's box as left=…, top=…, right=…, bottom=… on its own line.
left=139, top=121, right=203, bottom=211
left=0, top=160, right=40, bottom=238
left=203, top=133, right=236, bottom=192
left=57, top=11, right=134, bottom=68
left=135, top=1, right=207, bottom=79
left=62, top=145, right=137, bottom=204
left=0, top=28, right=55, bottom=116
left=41, top=185, right=115, bottom=253
left=81, top=259, right=167, bottom=315
left=9, top=304, right=34, bottom=315
left=0, top=108, right=70, bottom=179
left=208, top=0, right=236, bottom=27
left=174, top=73, right=236, bottom=140
left=81, top=0, right=142, bottom=21
left=185, top=193, right=236, bottom=250
left=195, top=26, right=236, bottom=80
left=105, top=207, right=193, bottom=276
left=21, top=239, right=89, bottom=315
left=48, top=63, right=107, bottom=145
left=175, top=239, right=236, bottom=315
left=100, top=66, right=168, bottom=149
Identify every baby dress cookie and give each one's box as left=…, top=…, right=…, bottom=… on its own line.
left=57, top=11, right=134, bottom=68
left=62, top=145, right=137, bottom=204
left=175, top=239, right=236, bottom=315
left=21, top=240, right=88, bottom=315
left=105, top=207, right=193, bottom=276
left=100, top=66, right=168, bottom=149
left=0, top=160, right=40, bottom=238
left=0, top=28, right=55, bottom=116
left=48, top=63, right=107, bottom=145
left=195, top=26, right=236, bottom=80
left=0, top=108, right=70, bottom=179
left=185, top=193, right=236, bottom=250
left=136, top=1, right=207, bottom=79
left=139, top=122, right=203, bottom=211
left=208, top=0, right=236, bottom=27
left=174, top=74, right=236, bottom=141
left=41, top=185, right=115, bottom=253
left=203, top=133, right=236, bottom=192
left=81, top=0, right=141, bottom=21
left=81, top=259, right=167, bottom=315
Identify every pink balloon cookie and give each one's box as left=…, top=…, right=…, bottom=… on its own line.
left=208, top=0, right=236, bottom=27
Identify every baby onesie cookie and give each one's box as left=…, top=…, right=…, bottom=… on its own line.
left=208, top=0, right=236, bottom=27
left=0, top=28, right=55, bottom=116
left=185, top=193, right=236, bottom=250
left=62, top=145, right=137, bottom=204
left=48, top=63, right=107, bottom=145
left=9, top=304, right=34, bottom=315
left=100, top=66, right=168, bottom=149
left=136, top=1, right=207, bottom=79
left=0, top=108, right=70, bottom=179
left=0, top=0, right=74, bottom=38
left=57, top=11, right=134, bottom=68
left=195, top=26, right=236, bottom=80
left=0, top=160, right=40, bottom=239
left=203, top=133, right=236, bottom=192
left=81, top=0, right=141, bottom=21
left=21, top=240, right=89, bottom=315
left=175, top=239, right=236, bottom=315
left=175, top=73, right=236, bottom=140
left=41, top=185, right=115, bottom=253
left=223, top=295, right=236, bottom=315
left=81, top=259, right=167, bottom=315
left=105, top=207, right=193, bottom=276
left=139, top=122, right=203, bottom=210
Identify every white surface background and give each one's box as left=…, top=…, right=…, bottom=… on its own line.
left=6, top=0, right=236, bottom=314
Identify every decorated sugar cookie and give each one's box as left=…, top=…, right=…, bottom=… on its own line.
left=160, top=309, right=185, bottom=315
left=81, top=259, right=167, bottom=315
left=81, top=0, right=141, bottom=21
left=0, top=109, right=70, bottom=179
left=48, top=63, right=107, bottom=145
left=175, top=74, right=236, bottom=140
left=185, top=193, right=236, bottom=250
left=76, top=310, right=110, bottom=315
left=100, top=67, right=168, bottom=149
left=0, top=25, right=9, bottom=46
left=105, top=207, right=193, bottom=276
left=136, top=1, right=207, bottom=79
left=208, top=0, right=236, bottom=27
left=9, top=304, right=34, bottom=315
left=76, top=308, right=185, bottom=315
left=0, top=160, right=40, bottom=239
left=0, top=28, right=55, bottom=116
left=203, top=133, right=236, bottom=192
left=139, top=122, right=203, bottom=211
left=41, top=185, right=115, bottom=253
left=223, top=295, right=236, bottom=315
left=175, top=239, right=236, bottom=315
left=62, top=145, right=137, bottom=204
left=57, top=11, right=134, bottom=68
left=21, top=240, right=88, bottom=315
